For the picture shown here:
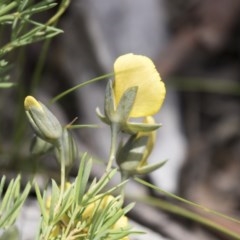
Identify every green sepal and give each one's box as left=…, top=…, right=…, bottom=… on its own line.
left=123, top=121, right=162, bottom=134
left=96, top=107, right=110, bottom=125
left=117, top=135, right=148, bottom=173
left=30, top=135, right=54, bottom=155
left=55, top=128, right=78, bottom=168
left=104, top=80, right=116, bottom=120
left=137, top=160, right=168, bottom=175
left=98, top=82, right=138, bottom=127
left=115, top=86, right=138, bottom=122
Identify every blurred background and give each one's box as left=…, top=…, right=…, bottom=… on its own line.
left=2, top=0, right=240, bottom=239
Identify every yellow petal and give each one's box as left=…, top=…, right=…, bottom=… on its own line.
left=137, top=116, right=156, bottom=166
left=114, top=53, right=166, bottom=117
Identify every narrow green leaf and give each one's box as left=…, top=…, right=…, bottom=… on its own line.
left=21, top=2, right=57, bottom=16
left=35, top=182, right=48, bottom=223
left=0, top=176, right=6, bottom=198
left=134, top=177, right=240, bottom=225
left=0, top=178, right=14, bottom=214
left=134, top=194, right=240, bottom=240
left=0, top=180, right=31, bottom=227
left=54, top=188, right=73, bottom=223
left=86, top=169, right=117, bottom=200
left=96, top=180, right=128, bottom=198
left=49, top=179, right=60, bottom=222
left=75, top=153, right=92, bottom=205
left=18, top=0, right=30, bottom=11
left=123, top=202, right=135, bottom=214
left=6, top=181, right=31, bottom=226
left=0, top=2, right=17, bottom=16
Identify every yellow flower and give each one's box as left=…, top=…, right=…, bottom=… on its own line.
left=114, top=53, right=166, bottom=118
left=82, top=195, right=130, bottom=240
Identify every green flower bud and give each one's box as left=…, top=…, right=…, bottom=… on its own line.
left=24, top=96, right=62, bottom=144
left=117, top=117, right=166, bottom=177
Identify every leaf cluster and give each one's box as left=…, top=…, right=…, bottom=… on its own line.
left=0, top=176, right=31, bottom=239
left=0, top=0, right=64, bottom=85
left=36, top=154, right=134, bottom=240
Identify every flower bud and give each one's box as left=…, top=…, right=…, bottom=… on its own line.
left=117, top=116, right=166, bottom=176
left=24, top=96, right=62, bottom=144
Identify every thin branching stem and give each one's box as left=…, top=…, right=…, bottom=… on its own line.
left=46, top=0, right=71, bottom=26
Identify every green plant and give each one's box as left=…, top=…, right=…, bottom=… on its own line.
left=21, top=53, right=167, bottom=239
left=0, top=0, right=69, bottom=86
left=1, top=1, right=240, bottom=239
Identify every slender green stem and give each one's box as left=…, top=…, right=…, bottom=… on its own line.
left=106, top=123, right=119, bottom=172
left=51, top=72, right=114, bottom=104
left=31, top=0, right=72, bottom=92
left=54, top=145, right=66, bottom=212
left=132, top=195, right=240, bottom=240
left=0, top=15, right=15, bottom=23
left=31, top=38, right=52, bottom=93
left=119, top=172, right=128, bottom=201
left=135, top=177, right=240, bottom=225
